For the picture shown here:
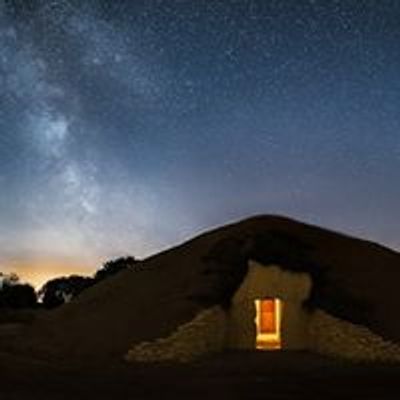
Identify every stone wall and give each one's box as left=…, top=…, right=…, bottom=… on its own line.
left=309, top=309, right=400, bottom=362
left=125, top=305, right=400, bottom=363
left=124, top=307, right=227, bottom=363
left=125, top=260, right=400, bottom=363
left=228, top=262, right=312, bottom=350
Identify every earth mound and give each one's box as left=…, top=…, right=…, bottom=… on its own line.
left=5, top=215, right=400, bottom=364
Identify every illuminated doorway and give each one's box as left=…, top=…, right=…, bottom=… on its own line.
left=255, top=298, right=282, bottom=350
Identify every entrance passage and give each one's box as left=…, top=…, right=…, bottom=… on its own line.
left=255, top=299, right=282, bottom=350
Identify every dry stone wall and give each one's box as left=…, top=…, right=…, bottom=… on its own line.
left=125, top=260, right=400, bottom=363
left=125, top=307, right=227, bottom=363
left=309, top=310, right=400, bottom=363
left=125, top=306, right=400, bottom=363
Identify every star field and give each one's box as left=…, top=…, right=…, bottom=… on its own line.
left=0, top=0, right=399, bottom=286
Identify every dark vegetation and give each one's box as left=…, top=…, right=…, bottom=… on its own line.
left=38, top=275, right=94, bottom=309
left=0, top=272, right=37, bottom=309
left=198, top=228, right=378, bottom=327
left=248, top=231, right=374, bottom=325
left=0, top=256, right=139, bottom=312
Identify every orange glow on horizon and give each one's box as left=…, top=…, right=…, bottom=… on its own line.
left=1, top=259, right=96, bottom=289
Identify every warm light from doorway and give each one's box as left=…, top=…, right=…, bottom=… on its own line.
left=255, top=298, right=282, bottom=350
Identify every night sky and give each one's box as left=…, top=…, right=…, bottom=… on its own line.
left=1, top=0, right=399, bottom=287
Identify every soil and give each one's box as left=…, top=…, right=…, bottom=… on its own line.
left=1, top=350, right=399, bottom=400
left=14, top=215, right=400, bottom=363
left=2, top=216, right=400, bottom=399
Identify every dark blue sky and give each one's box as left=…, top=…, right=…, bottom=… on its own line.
left=1, top=0, right=399, bottom=285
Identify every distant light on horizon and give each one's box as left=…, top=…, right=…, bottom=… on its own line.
left=1, top=259, right=97, bottom=289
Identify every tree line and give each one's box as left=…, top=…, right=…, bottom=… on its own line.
left=0, top=256, right=139, bottom=310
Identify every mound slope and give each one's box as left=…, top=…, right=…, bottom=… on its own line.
left=9, top=215, right=400, bottom=363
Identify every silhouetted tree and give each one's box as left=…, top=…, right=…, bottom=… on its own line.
left=39, top=275, right=94, bottom=309
left=0, top=273, right=37, bottom=309
left=94, top=256, right=138, bottom=282
left=38, top=256, right=140, bottom=308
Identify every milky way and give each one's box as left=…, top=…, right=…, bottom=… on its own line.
left=0, top=0, right=400, bottom=284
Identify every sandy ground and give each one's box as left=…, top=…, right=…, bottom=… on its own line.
left=1, top=350, right=399, bottom=400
